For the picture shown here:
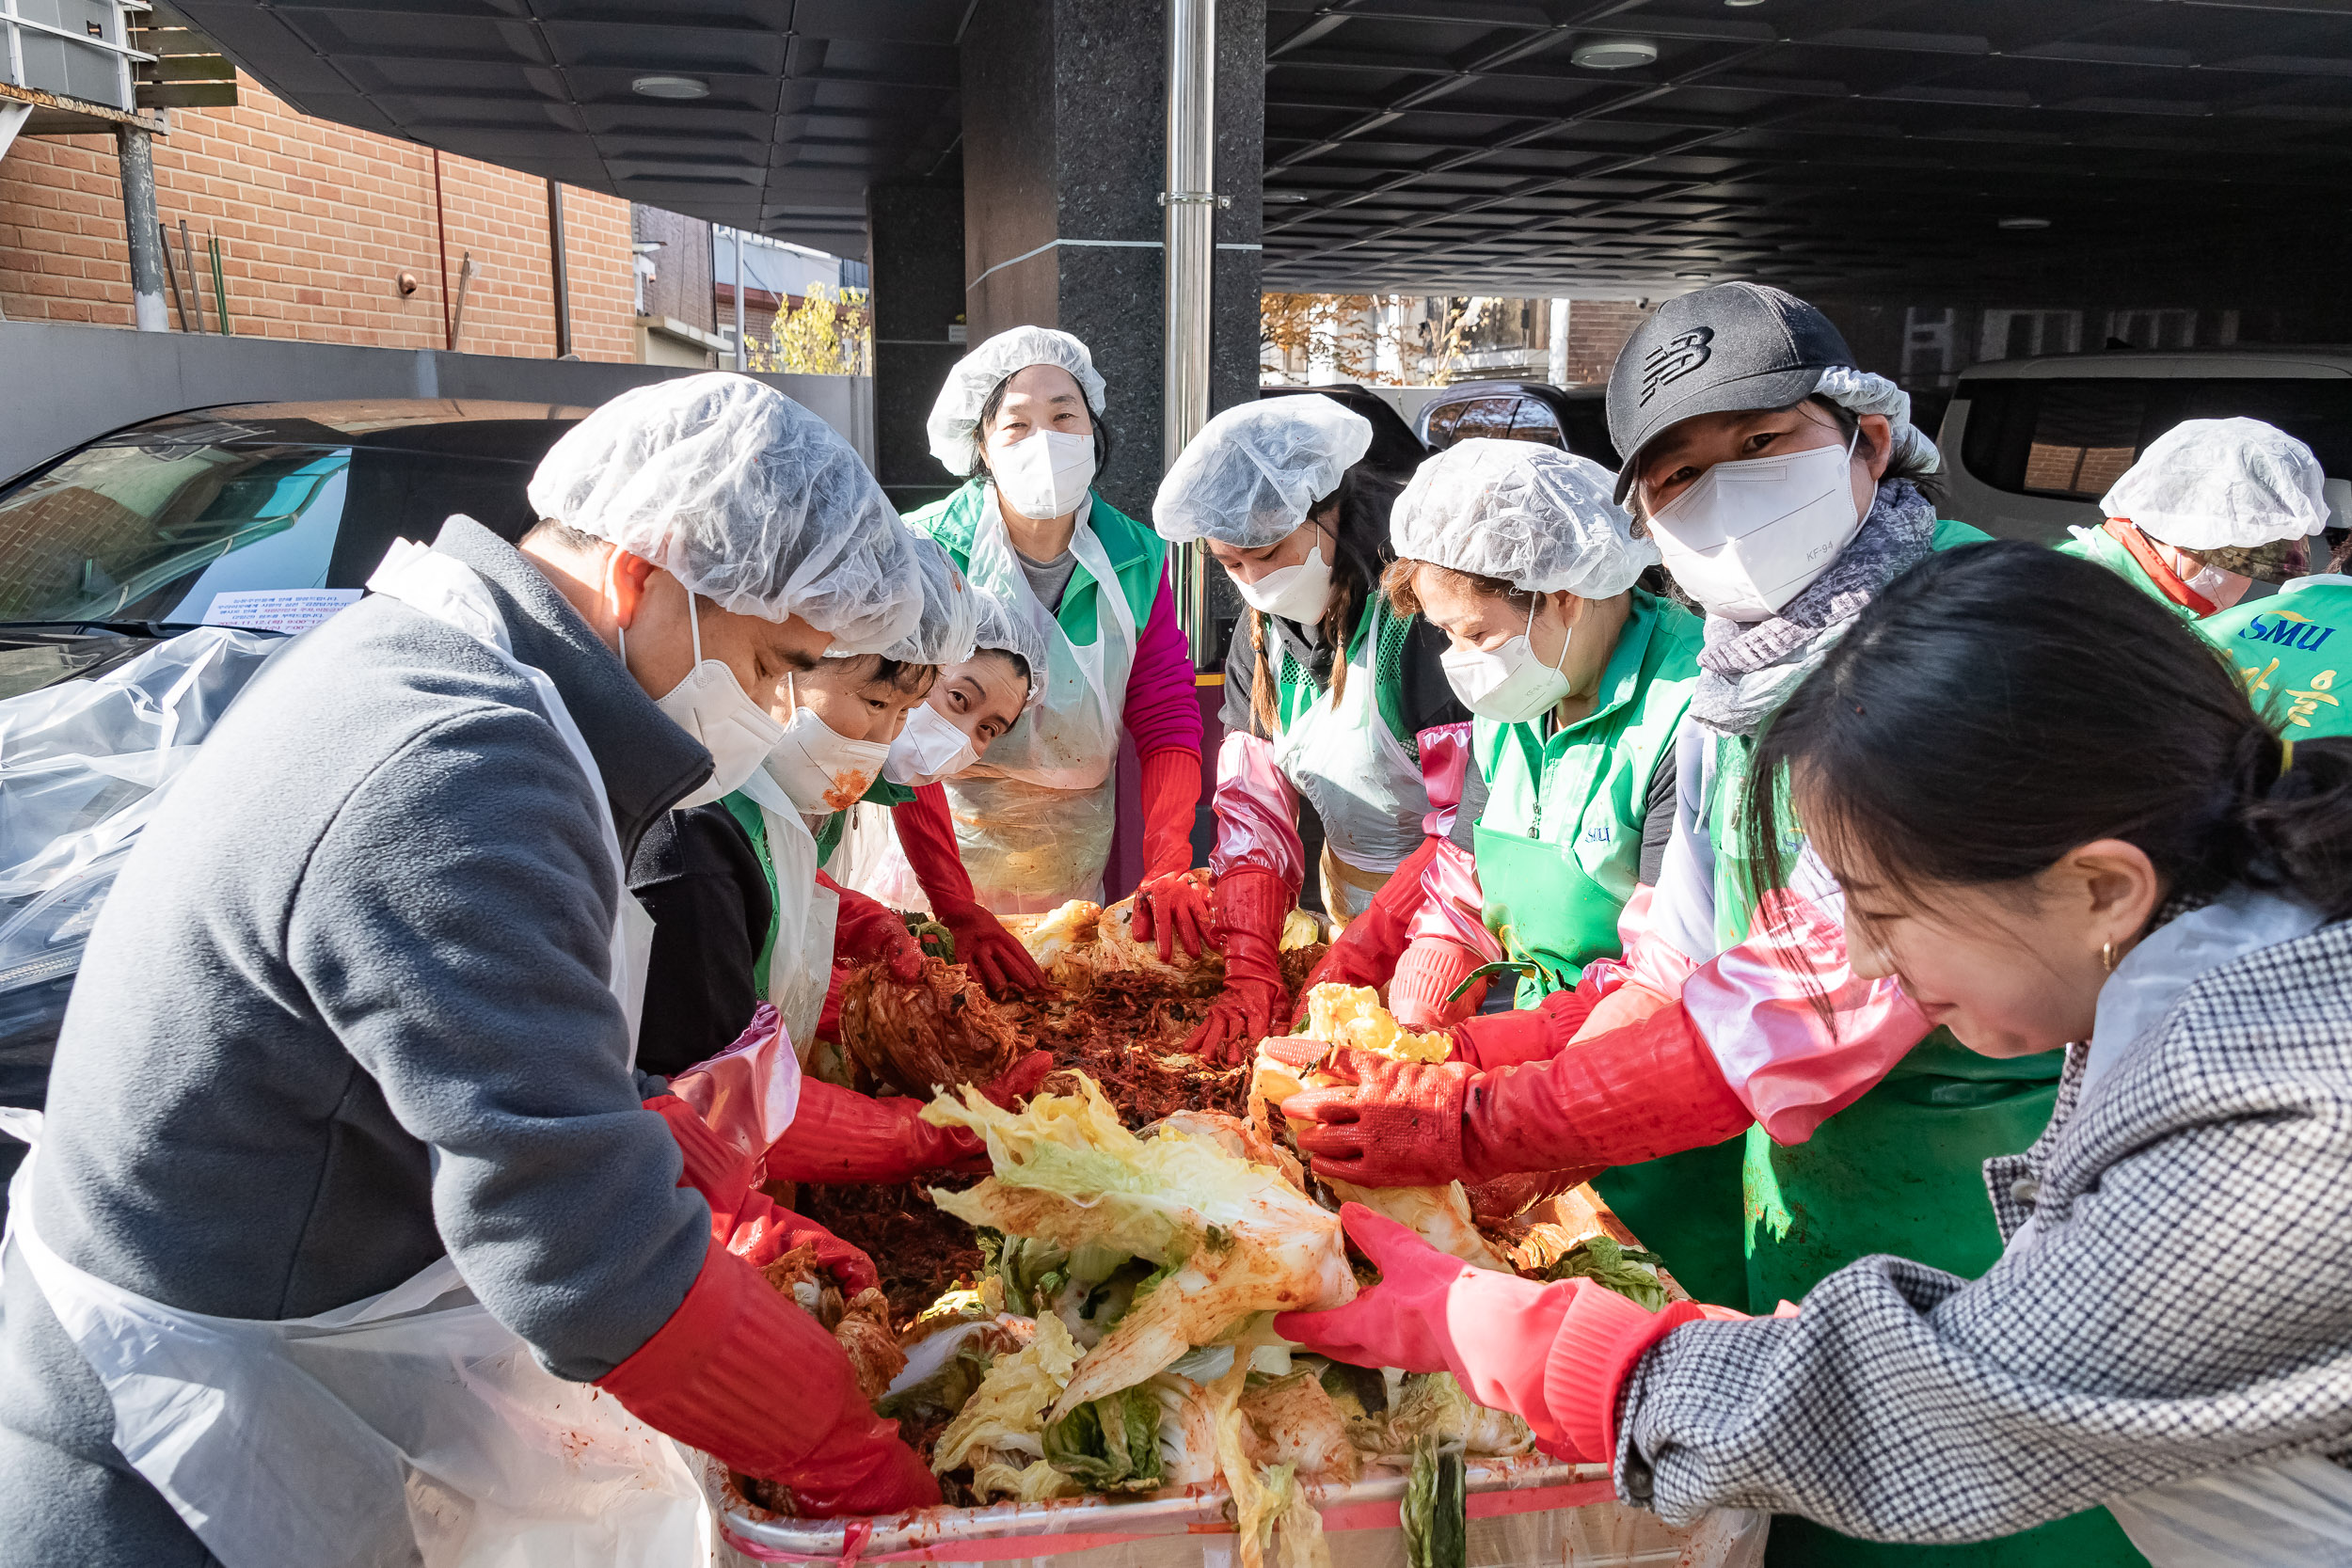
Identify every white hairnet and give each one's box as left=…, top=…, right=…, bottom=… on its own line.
left=875, top=537, right=979, bottom=668
left=1814, top=366, right=1941, bottom=477
left=1391, top=437, right=1659, bottom=598
left=529, top=372, right=920, bottom=652
left=1152, top=395, right=1374, bottom=548
left=968, top=585, right=1049, bottom=710
left=927, top=325, right=1107, bottom=476
left=2102, top=418, right=2329, bottom=550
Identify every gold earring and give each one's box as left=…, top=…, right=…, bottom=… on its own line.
left=2101, top=941, right=2118, bottom=974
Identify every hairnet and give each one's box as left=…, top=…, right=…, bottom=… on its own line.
left=1152, top=394, right=1374, bottom=548
left=968, top=585, right=1048, bottom=710
left=1391, top=437, right=1659, bottom=598
left=2101, top=418, right=2329, bottom=550
left=1814, top=366, right=1941, bottom=478
left=875, top=537, right=979, bottom=668
left=927, top=325, right=1107, bottom=476
left=529, top=372, right=920, bottom=652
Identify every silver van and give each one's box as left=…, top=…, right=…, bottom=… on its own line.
left=1934, top=350, right=2352, bottom=544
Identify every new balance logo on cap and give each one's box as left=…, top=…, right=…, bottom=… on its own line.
left=1640, top=327, right=1713, bottom=404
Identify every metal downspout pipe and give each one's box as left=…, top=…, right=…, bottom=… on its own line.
left=1162, top=0, right=1220, bottom=665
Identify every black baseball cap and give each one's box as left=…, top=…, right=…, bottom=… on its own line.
left=1605, top=283, right=1855, bottom=502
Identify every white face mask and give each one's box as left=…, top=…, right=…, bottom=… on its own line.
left=883, top=701, right=981, bottom=787
left=993, top=427, right=1097, bottom=522
left=1646, top=429, right=1864, bottom=622
left=1438, top=598, right=1576, bottom=725
left=762, top=673, right=895, bottom=816
left=632, top=592, right=787, bottom=811
left=1234, top=539, right=1335, bottom=623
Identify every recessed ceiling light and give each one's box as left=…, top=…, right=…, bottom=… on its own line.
left=1571, top=39, right=1659, bottom=70
left=1725, top=0, right=1768, bottom=7
left=631, top=74, right=709, bottom=100
left=1997, top=215, right=2051, bottom=230
left=1675, top=270, right=1712, bottom=279
left=1263, top=190, right=1310, bottom=204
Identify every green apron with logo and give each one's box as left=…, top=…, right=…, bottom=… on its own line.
left=2205, top=579, right=2352, bottom=740
left=2055, top=525, right=2201, bottom=624
left=1462, top=593, right=1746, bottom=1303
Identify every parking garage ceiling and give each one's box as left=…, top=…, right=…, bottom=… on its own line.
left=178, top=0, right=2352, bottom=297
left=1259, top=0, right=2352, bottom=298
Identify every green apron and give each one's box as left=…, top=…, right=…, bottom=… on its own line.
left=2204, top=578, right=2352, bottom=739
left=1731, top=527, right=2143, bottom=1567
left=727, top=775, right=914, bottom=996
left=1457, top=593, right=1741, bottom=1301
left=2055, top=525, right=2201, bottom=624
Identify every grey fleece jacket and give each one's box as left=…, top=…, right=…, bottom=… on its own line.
left=0, top=518, right=715, bottom=1566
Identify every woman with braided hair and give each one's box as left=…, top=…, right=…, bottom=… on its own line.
left=1142, top=394, right=1466, bottom=1060
left=1282, top=539, right=2352, bottom=1567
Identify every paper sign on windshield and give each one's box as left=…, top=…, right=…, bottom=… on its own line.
left=201, top=589, right=362, bottom=635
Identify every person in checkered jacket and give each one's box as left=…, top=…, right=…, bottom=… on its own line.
left=1279, top=540, right=2352, bottom=1567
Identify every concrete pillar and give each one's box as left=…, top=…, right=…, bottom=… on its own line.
left=866, top=182, right=970, bottom=514
left=958, top=0, right=1265, bottom=522
left=116, top=125, right=167, bottom=333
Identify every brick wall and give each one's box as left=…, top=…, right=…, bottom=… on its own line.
left=0, top=70, right=637, bottom=361
left=1559, top=300, right=1654, bottom=387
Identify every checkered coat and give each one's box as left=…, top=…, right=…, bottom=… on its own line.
left=1614, top=917, right=2352, bottom=1542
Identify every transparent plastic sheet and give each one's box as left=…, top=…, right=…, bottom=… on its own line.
left=946, top=771, right=1119, bottom=916
left=0, top=626, right=283, bottom=993
left=831, top=800, right=933, bottom=914
left=706, top=1452, right=1765, bottom=1568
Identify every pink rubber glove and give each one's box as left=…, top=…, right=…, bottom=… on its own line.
left=1387, top=937, right=1486, bottom=1030
left=1274, top=1204, right=1703, bottom=1462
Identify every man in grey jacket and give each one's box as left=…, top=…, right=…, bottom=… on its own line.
left=0, top=375, right=939, bottom=1564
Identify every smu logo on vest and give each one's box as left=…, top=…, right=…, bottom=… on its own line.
left=2237, top=610, right=2336, bottom=653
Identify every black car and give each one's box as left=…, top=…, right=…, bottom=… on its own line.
left=1258, top=382, right=1429, bottom=479
left=0, top=398, right=587, bottom=1195
left=1416, top=380, right=1620, bottom=468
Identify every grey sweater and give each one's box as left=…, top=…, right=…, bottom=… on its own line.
left=0, top=519, right=715, bottom=1564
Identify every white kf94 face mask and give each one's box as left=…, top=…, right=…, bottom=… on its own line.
left=1438, top=597, right=1576, bottom=725
left=632, top=592, right=787, bottom=810
left=993, top=428, right=1098, bottom=522
left=1234, top=542, right=1335, bottom=623
left=883, top=701, right=981, bottom=787
left=1646, top=429, right=1864, bottom=622
left=763, top=673, right=895, bottom=815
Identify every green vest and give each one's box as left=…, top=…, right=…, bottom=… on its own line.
left=723, top=776, right=913, bottom=995
left=1695, top=522, right=2068, bottom=1310
left=2205, top=579, right=2352, bottom=739
left=902, top=481, right=1168, bottom=650
left=1270, top=588, right=1415, bottom=747
left=1469, top=589, right=1702, bottom=999
left=2056, top=525, right=2201, bottom=624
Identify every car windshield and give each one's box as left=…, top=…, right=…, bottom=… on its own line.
left=0, top=426, right=557, bottom=624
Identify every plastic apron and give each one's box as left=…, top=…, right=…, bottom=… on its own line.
left=944, top=489, right=1137, bottom=915
left=0, top=540, right=705, bottom=1568
left=1269, top=594, right=1426, bottom=922
left=723, top=768, right=839, bottom=1062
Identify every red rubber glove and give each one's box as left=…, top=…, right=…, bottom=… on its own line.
left=1273, top=1205, right=1704, bottom=1464
left=1387, top=937, right=1486, bottom=1031
left=1134, top=868, right=1215, bottom=963
left=1285, top=995, right=1756, bottom=1188
left=824, top=874, right=924, bottom=982
left=893, top=784, right=1048, bottom=997
left=596, top=1237, right=939, bottom=1516
left=764, top=1053, right=1055, bottom=1184
left=1445, top=980, right=1599, bottom=1070
left=1299, top=835, right=1444, bottom=996
left=1181, top=866, right=1294, bottom=1065
left=645, top=1092, right=879, bottom=1289
left=1281, top=1050, right=1474, bottom=1185
left=1139, top=746, right=1204, bottom=882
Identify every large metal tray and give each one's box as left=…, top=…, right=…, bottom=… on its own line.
left=712, top=1453, right=1613, bottom=1562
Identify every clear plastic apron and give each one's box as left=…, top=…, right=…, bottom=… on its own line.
left=0, top=540, right=703, bottom=1568
left=1269, top=594, right=1425, bottom=885
left=733, top=766, right=838, bottom=1060
left=944, top=489, right=1137, bottom=915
